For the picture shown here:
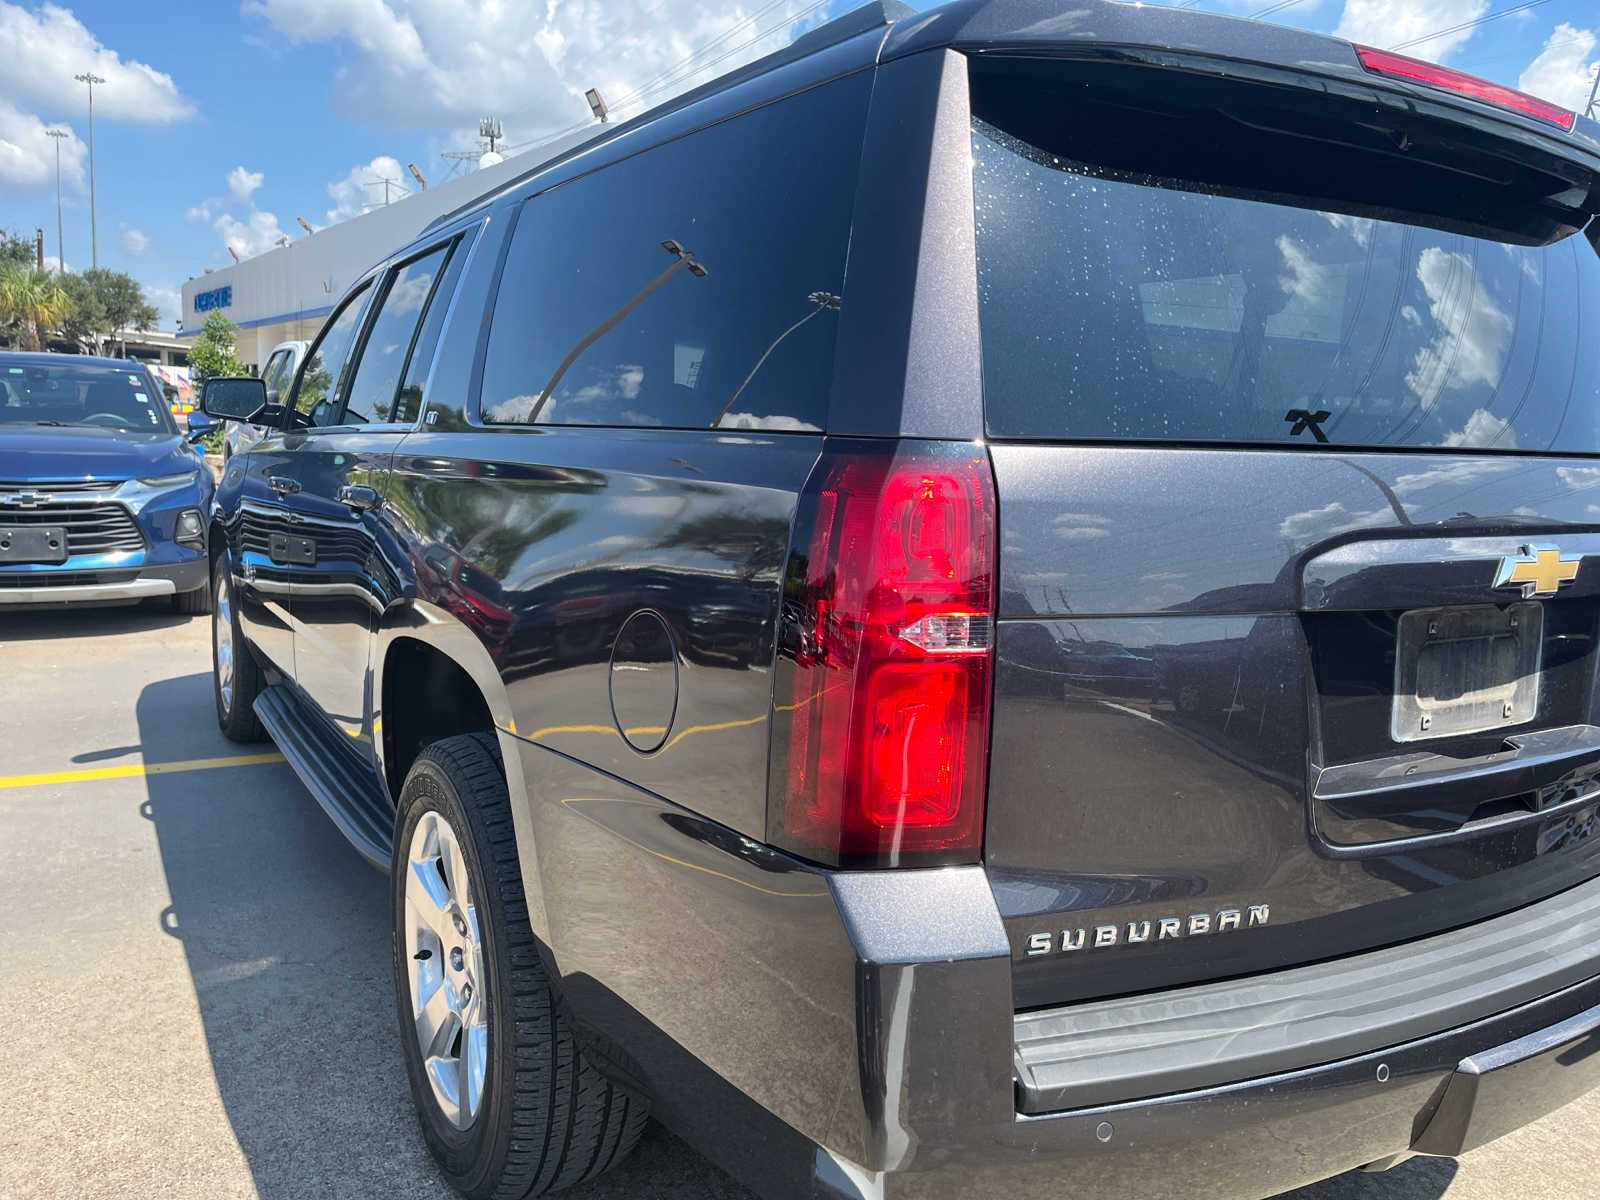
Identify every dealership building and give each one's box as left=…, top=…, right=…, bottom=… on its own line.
left=178, top=137, right=590, bottom=368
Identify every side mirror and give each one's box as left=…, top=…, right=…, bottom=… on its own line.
left=161, top=384, right=178, bottom=405
left=185, top=410, right=219, bottom=445
left=199, top=376, right=267, bottom=422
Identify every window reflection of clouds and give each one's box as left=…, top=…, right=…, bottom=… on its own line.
left=1404, top=247, right=1514, bottom=402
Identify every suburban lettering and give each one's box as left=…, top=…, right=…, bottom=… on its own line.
left=1023, top=903, right=1271, bottom=957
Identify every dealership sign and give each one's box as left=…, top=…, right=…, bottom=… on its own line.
left=194, top=285, right=233, bottom=313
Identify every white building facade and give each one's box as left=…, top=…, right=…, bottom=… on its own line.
left=178, top=139, right=590, bottom=367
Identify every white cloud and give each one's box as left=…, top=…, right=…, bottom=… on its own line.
left=1517, top=23, right=1599, bottom=110
left=215, top=209, right=290, bottom=259
left=1279, top=500, right=1389, bottom=543
left=1335, top=0, right=1488, bottom=62
left=1404, top=246, right=1512, bottom=402
left=1391, top=459, right=1515, bottom=497
left=1441, top=407, right=1516, bottom=448
left=121, top=228, right=149, bottom=255
left=227, top=165, right=264, bottom=202
left=245, top=0, right=835, bottom=135
left=0, top=101, right=85, bottom=192
left=326, top=155, right=405, bottom=224
left=0, top=2, right=193, bottom=123
left=1557, top=466, right=1600, bottom=490
left=185, top=201, right=213, bottom=224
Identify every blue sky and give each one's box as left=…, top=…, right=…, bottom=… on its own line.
left=0, top=0, right=1595, bottom=330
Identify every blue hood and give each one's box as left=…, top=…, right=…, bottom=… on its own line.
left=0, top=425, right=200, bottom=483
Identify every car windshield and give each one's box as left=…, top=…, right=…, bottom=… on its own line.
left=0, top=361, right=175, bottom=434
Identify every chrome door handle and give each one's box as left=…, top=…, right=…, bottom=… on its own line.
left=338, top=484, right=381, bottom=513
left=267, top=475, right=301, bottom=495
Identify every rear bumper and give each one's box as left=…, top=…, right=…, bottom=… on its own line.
left=902, top=974, right=1600, bottom=1200
left=511, top=737, right=1600, bottom=1200
left=0, top=557, right=208, bottom=605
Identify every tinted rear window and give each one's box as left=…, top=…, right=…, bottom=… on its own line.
left=972, top=120, right=1600, bottom=452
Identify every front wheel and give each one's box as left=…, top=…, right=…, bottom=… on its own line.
left=393, top=734, right=648, bottom=1197
left=212, top=553, right=265, bottom=742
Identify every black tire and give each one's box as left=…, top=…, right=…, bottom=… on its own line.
left=173, top=582, right=210, bottom=614
left=392, top=733, right=648, bottom=1198
left=211, top=553, right=266, bottom=742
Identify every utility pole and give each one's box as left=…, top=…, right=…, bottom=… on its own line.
left=74, top=72, right=105, bottom=270
left=46, top=129, right=68, bottom=273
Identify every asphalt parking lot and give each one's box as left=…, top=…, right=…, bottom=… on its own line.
left=4, top=607, right=1600, bottom=1200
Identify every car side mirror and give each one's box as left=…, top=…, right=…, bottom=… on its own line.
left=185, top=410, right=219, bottom=445
left=200, top=376, right=267, bottom=422
left=161, top=384, right=179, bottom=405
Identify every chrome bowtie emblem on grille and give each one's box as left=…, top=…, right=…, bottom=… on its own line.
left=1494, top=544, right=1581, bottom=599
left=0, top=490, right=48, bottom=508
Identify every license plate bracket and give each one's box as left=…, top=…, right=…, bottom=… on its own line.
left=0, top=525, right=68, bottom=564
left=1392, top=603, right=1542, bottom=743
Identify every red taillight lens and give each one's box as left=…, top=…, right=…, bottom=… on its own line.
left=1355, top=45, right=1576, bottom=131
left=773, top=441, right=995, bottom=868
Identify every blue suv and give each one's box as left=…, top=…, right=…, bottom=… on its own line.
left=0, top=352, right=216, bottom=611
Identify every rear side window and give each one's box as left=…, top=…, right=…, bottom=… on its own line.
left=393, top=234, right=473, bottom=425
left=971, top=72, right=1600, bottom=452
left=343, top=243, right=451, bottom=424
left=478, top=71, right=870, bottom=431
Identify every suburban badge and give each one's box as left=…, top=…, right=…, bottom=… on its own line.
left=1495, top=544, right=1580, bottom=599
left=1024, top=905, right=1270, bottom=957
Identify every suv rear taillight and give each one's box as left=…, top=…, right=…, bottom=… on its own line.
left=1356, top=45, right=1577, bottom=131
left=769, top=440, right=996, bottom=868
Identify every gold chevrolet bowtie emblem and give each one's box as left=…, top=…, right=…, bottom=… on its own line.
left=1494, top=544, right=1581, bottom=599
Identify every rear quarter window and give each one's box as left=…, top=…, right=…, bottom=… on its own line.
left=476, top=70, right=871, bottom=433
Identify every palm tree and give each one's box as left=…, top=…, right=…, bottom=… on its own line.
left=0, top=264, right=73, bottom=351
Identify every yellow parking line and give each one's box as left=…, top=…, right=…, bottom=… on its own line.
left=0, top=752, right=286, bottom=790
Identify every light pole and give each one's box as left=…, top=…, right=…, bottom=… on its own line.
left=45, top=129, right=67, bottom=273
left=74, top=72, right=104, bottom=270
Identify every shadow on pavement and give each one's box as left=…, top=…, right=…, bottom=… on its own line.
left=1275, top=1156, right=1458, bottom=1199
left=136, top=670, right=749, bottom=1199
left=0, top=601, right=191, bottom=642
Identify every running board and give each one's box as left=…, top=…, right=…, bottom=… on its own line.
left=254, top=685, right=394, bottom=869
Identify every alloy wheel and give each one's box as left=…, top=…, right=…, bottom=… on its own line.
left=214, top=568, right=233, bottom=716
left=404, top=810, right=489, bottom=1129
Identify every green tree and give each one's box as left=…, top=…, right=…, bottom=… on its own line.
left=57, top=271, right=106, bottom=351
left=188, top=309, right=248, bottom=382
left=0, top=231, right=37, bottom=270
left=53, top=268, right=158, bottom=354
left=0, top=264, right=72, bottom=351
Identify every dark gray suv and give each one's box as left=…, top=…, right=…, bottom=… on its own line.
left=200, top=1, right=1600, bottom=1196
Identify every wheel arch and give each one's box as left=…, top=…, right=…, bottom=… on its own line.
left=374, top=602, right=551, bottom=946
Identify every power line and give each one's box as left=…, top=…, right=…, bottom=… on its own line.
left=1246, top=0, right=1308, bottom=20
left=1389, top=0, right=1553, bottom=53
left=502, top=0, right=836, bottom=156
left=607, top=0, right=801, bottom=111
